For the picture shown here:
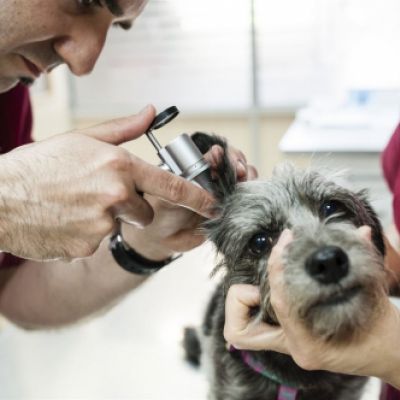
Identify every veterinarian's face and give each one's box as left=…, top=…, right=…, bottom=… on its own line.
left=0, top=0, right=147, bottom=93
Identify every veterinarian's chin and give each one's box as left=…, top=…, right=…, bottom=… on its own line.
left=0, top=75, right=19, bottom=93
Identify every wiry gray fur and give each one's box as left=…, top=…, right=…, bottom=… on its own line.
left=185, top=133, right=388, bottom=400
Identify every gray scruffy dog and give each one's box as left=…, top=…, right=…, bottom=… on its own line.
left=184, top=133, right=388, bottom=400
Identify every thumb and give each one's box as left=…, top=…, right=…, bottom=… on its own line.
left=81, top=105, right=156, bottom=145
left=234, top=323, right=288, bottom=353
left=357, top=225, right=372, bottom=242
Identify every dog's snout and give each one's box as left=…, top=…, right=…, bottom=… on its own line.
left=306, top=246, right=349, bottom=284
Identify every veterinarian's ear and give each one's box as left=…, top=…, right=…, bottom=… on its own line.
left=356, top=190, right=385, bottom=256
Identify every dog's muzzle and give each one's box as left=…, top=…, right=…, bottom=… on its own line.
left=305, top=245, right=349, bottom=285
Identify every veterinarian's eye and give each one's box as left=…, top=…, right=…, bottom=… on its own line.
left=320, top=200, right=344, bottom=219
left=77, top=0, right=103, bottom=11
left=248, top=232, right=271, bottom=256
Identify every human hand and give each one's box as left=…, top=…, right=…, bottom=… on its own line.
left=122, top=142, right=258, bottom=261
left=0, top=105, right=215, bottom=260
left=224, top=228, right=400, bottom=387
left=206, top=143, right=258, bottom=183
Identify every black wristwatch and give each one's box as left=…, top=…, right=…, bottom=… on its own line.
left=109, top=226, right=181, bottom=275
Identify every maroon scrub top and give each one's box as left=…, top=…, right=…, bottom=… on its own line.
left=0, top=83, right=33, bottom=267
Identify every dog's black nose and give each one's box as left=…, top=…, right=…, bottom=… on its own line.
left=306, top=246, right=349, bottom=284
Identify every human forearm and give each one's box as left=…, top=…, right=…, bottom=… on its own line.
left=376, top=304, right=400, bottom=389
left=383, top=231, right=400, bottom=293
left=0, top=234, right=150, bottom=328
left=387, top=376, right=400, bottom=390
left=385, top=357, right=400, bottom=389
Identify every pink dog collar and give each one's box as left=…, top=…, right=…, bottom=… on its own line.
left=231, top=347, right=299, bottom=400
left=277, top=385, right=298, bottom=400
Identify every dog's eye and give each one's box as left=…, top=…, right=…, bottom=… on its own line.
left=320, top=200, right=344, bottom=219
left=248, top=232, right=271, bottom=256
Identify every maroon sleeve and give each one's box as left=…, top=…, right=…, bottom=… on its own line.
left=0, top=83, right=33, bottom=151
left=380, top=384, right=400, bottom=400
left=382, top=123, right=400, bottom=233
left=0, top=84, right=33, bottom=268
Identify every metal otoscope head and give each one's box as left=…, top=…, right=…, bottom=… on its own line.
left=145, top=106, right=212, bottom=192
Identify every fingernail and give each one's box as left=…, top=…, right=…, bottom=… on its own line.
left=236, top=160, right=246, bottom=176
left=139, top=104, right=151, bottom=115
left=358, top=225, right=372, bottom=241
left=211, top=145, right=223, bottom=162
left=278, top=229, right=292, bottom=244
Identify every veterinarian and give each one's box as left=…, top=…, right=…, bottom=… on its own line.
left=0, top=0, right=256, bottom=327
left=224, top=127, right=400, bottom=394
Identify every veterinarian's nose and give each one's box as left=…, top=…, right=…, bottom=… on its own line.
left=306, top=246, right=349, bottom=284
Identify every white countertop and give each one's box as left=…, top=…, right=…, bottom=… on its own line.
left=280, top=103, right=400, bottom=153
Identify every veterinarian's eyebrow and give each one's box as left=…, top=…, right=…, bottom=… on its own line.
left=104, top=0, right=124, bottom=17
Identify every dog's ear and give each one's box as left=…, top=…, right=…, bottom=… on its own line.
left=191, top=132, right=236, bottom=202
left=355, top=190, right=385, bottom=256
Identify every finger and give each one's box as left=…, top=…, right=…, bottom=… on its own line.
left=226, top=148, right=259, bottom=183
left=229, top=324, right=289, bottom=353
left=228, top=149, right=247, bottom=179
left=267, top=230, right=294, bottom=320
left=247, top=165, right=258, bottom=180
left=226, top=284, right=261, bottom=310
left=356, top=226, right=375, bottom=254
left=164, top=229, right=206, bottom=252
left=204, top=145, right=245, bottom=173
left=113, top=191, right=154, bottom=227
left=268, top=229, right=293, bottom=266
left=224, top=285, right=290, bottom=352
left=276, top=228, right=294, bottom=249
left=132, top=158, right=215, bottom=218
left=357, top=225, right=372, bottom=242
left=236, top=160, right=248, bottom=182
left=203, top=145, right=224, bottom=169
left=203, top=145, right=228, bottom=181
left=225, top=284, right=261, bottom=332
left=82, top=105, right=156, bottom=145
left=204, top=145, right=255, bottom=183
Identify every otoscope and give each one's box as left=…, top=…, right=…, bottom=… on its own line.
left=109, top=106, right=212, bottom=274
left=144, top=106, right=212, bottom=192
